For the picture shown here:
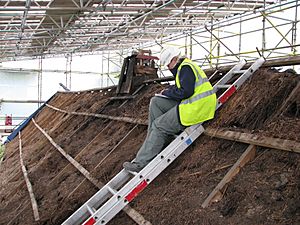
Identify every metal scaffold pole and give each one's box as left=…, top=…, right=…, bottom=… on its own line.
left=216, top=23, right=220, bottom=68
left=190, top=30, right=193, bottom=59
left=65, top=56, right=68, bottom=89
left=292, top=0, right=299, bottom=55
left=38, top=57, right=42, bottom=108
left=65, top=54, right=72, bottom=90
left=185, top=33, right=188, bottom=56
left=101, top=52, right=104, bottom=88
left=239, top=17, right=242, bottom=55
left=262, top=0, right=267, bottom=57
left=107, top=51, right=110, bottom=87
left=69, top=54, right=72, bottom=90
left=209, top=16, right=213, bottom=68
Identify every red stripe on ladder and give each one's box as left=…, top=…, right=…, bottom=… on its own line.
left=84, top=217, right=96, bottom=225
left=125, top=180, right=148, bottom=202
left=219, top=85, right=236, bottom=104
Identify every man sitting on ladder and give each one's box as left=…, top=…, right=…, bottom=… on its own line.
left=123, top=47, right=217, bottom=172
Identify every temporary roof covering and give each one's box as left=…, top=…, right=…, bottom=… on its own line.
left=0, top=0, right=278, bottom=61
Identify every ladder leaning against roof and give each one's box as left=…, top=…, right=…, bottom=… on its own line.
left=62, top=57, right=265, bottom=225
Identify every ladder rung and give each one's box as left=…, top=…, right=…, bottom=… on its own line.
left=126, top=170, right=138, bottom=176
left=232, top=70, right=247, bottom=74
left=106, top=185, right=117, bottom=194
left=86, top=205, right=96, bottom=214
left=216, top=84, right=232, bottom=89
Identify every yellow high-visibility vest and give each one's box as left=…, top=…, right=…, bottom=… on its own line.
left=176, top=58, right=217, bottom=126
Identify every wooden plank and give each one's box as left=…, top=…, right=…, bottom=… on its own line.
left=201, top=145, right=256, bottom=208
left=205, top=128, right=300, bottom=153
left=18, top=132, right=40, bottom=221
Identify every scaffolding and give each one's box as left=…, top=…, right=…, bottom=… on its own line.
left=0, top=0, right=285, bottom=61
left=0, top=0, right=299, bottom=88
left=140, top=0, right=300, bottom=70
left=38, top=56, right=42, bottom=107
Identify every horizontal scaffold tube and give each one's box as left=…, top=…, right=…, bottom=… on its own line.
left=0, top=99, right=46, bottom=103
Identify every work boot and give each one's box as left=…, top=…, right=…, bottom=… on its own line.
left=123, top=162, right=143, bottom=172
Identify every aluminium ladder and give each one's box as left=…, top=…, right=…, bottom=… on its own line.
left=62, top=57, right=265, bottom=225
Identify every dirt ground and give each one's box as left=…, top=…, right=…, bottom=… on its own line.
left=0, top=68, right=299, bottom=225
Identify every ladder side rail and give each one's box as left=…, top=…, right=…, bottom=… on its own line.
left=232, top=57, right=265, bottom=89
left=208, top=70, right=219, bottom=81
left=94, top=125, right=205, bottom=225
left=107, top=170, right=132, bottom=191
left=213, top=59, right=246, bottom=90
left=66, top=211, right=93, bottom=225
left=63, top=191, right=112, bottom=225
left=216, top=57, right=265, bottom=109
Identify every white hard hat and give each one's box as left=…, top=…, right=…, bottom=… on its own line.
left=160, top=47, right=181, bottom=66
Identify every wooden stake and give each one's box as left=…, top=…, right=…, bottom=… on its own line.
left=201, top=145, right=256, bottom=208
left=19, top=132, right=40, bottom=221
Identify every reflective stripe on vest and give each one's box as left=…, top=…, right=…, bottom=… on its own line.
left=195, top=77, right=209, bottom=87
left=181, top=89, right=215, bottom=105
